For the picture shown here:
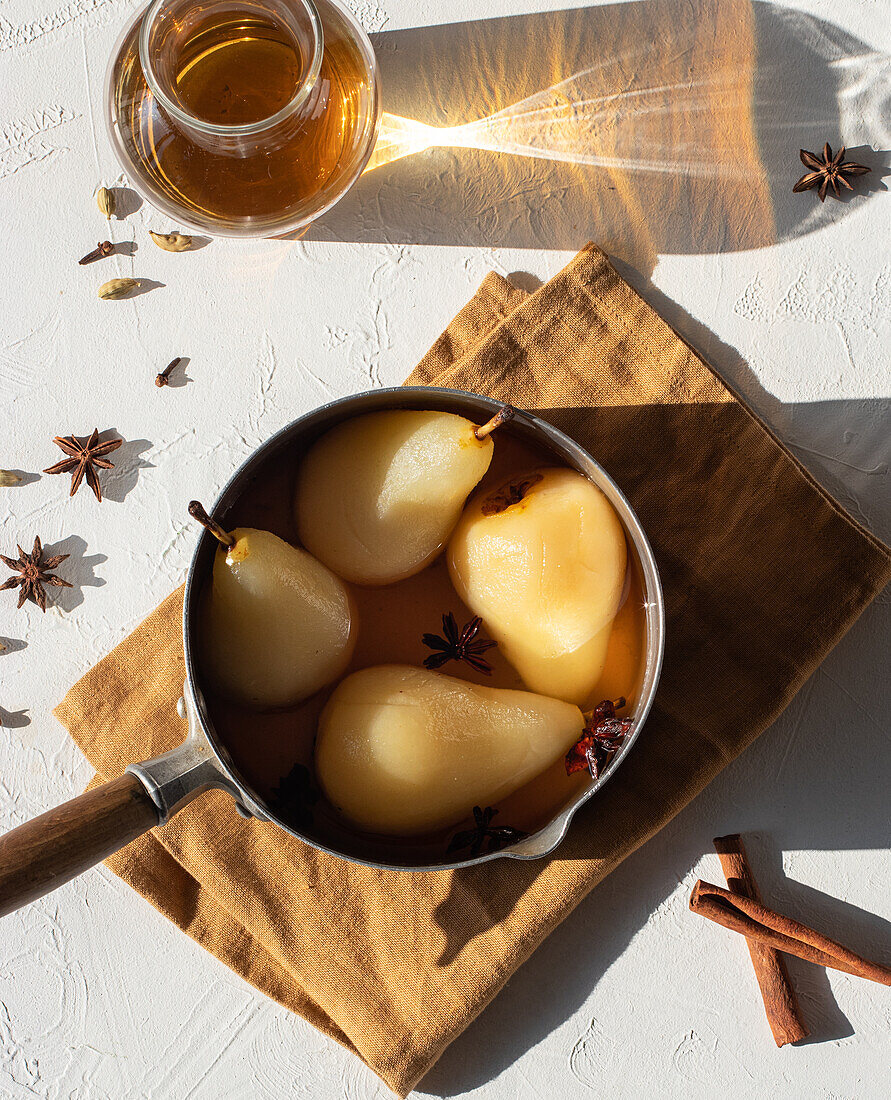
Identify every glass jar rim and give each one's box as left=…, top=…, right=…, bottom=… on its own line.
left=138, top=0, right=324, bottom=137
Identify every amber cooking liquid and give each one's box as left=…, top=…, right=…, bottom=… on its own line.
left=110, top=10, right=367, bottom=226
left=199, top=428, right=649, bottom=866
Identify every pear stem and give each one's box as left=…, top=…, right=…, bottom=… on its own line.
left=473, top=405, right=514, bottom=440
left=188, top=500, right=235, bottom=548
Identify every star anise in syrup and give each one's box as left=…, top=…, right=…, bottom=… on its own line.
left=422, top=612, right=497, bottom=674
left=565, top=697, right=634, bottom=780
left=793, top=143, right=870, bottom=202
left=44, top=429, right=123, bottom=502
left=447, top=805, right=528, bottom=857
left=1, top=537, right=72, bottom=612
left=271, top=763, right=319, bottom=830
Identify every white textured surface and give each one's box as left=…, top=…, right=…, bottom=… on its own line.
left=1, top=0, right=890, bottom=1096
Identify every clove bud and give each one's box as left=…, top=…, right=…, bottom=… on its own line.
left=155, top=357, right=182, bottom=387
left=79, top=240, right=115, bottom=265
left=98, top=278, right=139, bottom=300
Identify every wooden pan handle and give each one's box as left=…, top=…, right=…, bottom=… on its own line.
left=0, top=773, right=160, bottom=918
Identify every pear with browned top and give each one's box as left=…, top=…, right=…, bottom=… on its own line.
left=193, top=505, right=356, bottom=709
left=295, top=407, right=510, bottom=585
left=448, top=467, right=628, bottom=707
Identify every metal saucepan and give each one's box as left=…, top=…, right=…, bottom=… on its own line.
left=0, top=387, right=664, bottom=916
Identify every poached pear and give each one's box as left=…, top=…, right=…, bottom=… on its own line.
left=295, top=407, right=511, bottom=586
left=448, top=468, right=627, bottom=707
left=315, top=664, right=584, bottom=835
left=191, top=503, right=356, bottom=709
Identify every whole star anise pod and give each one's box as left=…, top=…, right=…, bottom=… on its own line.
left=793, top=143, right=870, bottom=202
left=44, top=429, right=123, bottom=502
left=422, top=612, right=497, bottom=674
left=1, top=537, right=72, bottom=611
left=565, top=697, right=634, bottom=780
left=447, top=805, right=528, bottom=857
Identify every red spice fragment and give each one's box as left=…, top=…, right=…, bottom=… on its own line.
left=565, top=697, right=633, bottom=779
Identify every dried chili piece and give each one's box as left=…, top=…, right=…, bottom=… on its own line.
left=565, top=697, right=633, bottom=779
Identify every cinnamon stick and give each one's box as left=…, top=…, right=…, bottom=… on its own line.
left=713, top=835, right=808, bottom=1046
left=690, top=879, right=891, bottom=986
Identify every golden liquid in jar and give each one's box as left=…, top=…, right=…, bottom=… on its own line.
left=110, top=8, right=369, bottom=226
left=199, top=428, right=649, bottom=866
left=174, top=17, right=304, bottom=126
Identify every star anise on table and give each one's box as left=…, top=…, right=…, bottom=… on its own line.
left=565, top=697, right=634, bottom=781
left=447, top=805, right=528, bottom=857
left=1, top=537, right=72, bottom=612
left=43, top=429, right=123, bottom=502
left=422, top=612, right=497, bottom=675
left=793, top=143, right=870, bottom=202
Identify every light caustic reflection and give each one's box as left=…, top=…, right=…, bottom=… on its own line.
left=365, top=68, right=754, bottom=177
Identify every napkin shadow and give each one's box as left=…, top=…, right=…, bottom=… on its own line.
left=423, top=805, right=714, bottom=1095
left=306, top=0, right=888, bottom=264
left=520, top=258, right=891, bottom=546
left=424, top=591, right=890, bottom=1095
left=425, top=381, right=889, bottom=1091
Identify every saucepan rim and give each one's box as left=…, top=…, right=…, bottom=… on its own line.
left=181, top=386, right=665, bottom=871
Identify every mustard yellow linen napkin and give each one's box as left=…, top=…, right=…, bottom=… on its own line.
left=56, top=245, right=891, bottom=1096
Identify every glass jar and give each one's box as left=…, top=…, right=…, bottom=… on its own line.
left=105, top=0, right=380, bottom=237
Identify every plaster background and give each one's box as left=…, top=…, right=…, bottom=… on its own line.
left=1, top=0, right=889, bottom=1096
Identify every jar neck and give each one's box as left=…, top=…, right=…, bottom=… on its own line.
left=139, top=0, right=324, bottom=152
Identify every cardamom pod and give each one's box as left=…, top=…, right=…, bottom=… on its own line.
left=0, top=470, right=22, bottom=487
left=150, top=230, right=194, bottom=252
left=98, top=278, right=139, bottom=300
left=97, top=187, right=116, bottom=218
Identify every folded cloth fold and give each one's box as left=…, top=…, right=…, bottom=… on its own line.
left=56, top=244, right=891, bottom=1096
